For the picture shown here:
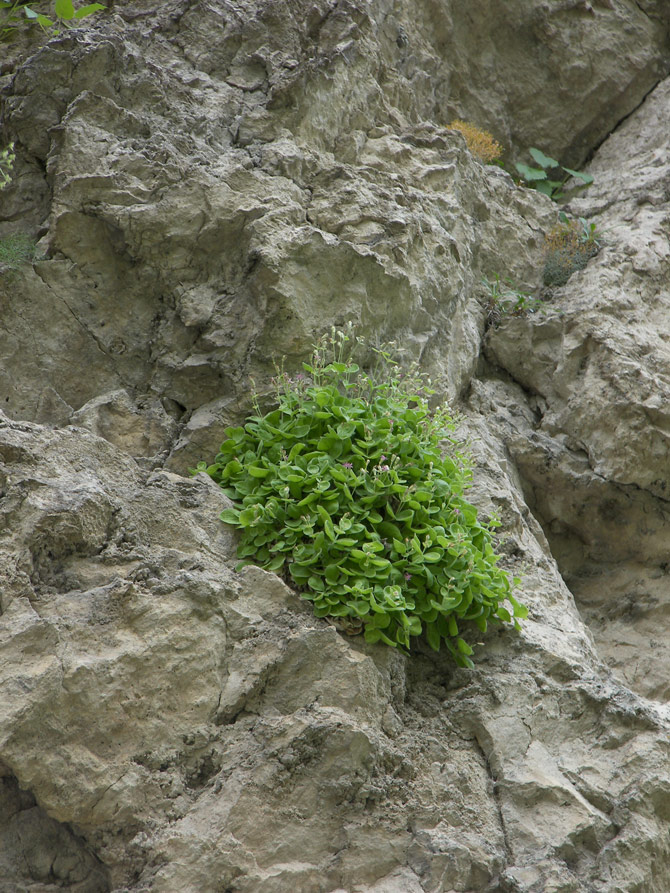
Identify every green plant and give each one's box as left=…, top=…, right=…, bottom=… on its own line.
left=0, top=232, right=38, bottom=270
left=515, top=147, right=593, bottom=201
left=0, top=0, right=29, bottom=37
left=483, top=274, right=545, bottom=327
left=0, top=0, right=105, bottom=40
left=194, top=327, right=526, bottom=667
left=0, top=143, right=14, bottom=190
left=543, top=213, right=601, bottom=287
left=449, top=120, right=503, bottom=164
left=573, top=213, right=602, bottom=248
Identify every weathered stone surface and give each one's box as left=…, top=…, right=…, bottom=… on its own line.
left=1, top=1, right=670, bottom=891
left=70, top=390, right=178, bottom=465
left=0, top=763, right=110, bottom=893
left=2, top=18, right=555, bottom=453
left=1, top=403, right=669, bottom=892
left=3, top=0, right=669, bottom=447
left=485, top=74, right=670, bottom=706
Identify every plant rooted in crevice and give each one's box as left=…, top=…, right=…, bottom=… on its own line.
left=0, top=232, right=38, bottom=270
left=543, top=213, right=602, bottom=287
left=0, top=0, right=105, bottom=41
left=194, top=327, right=526, bottom=667
left=516, top=147, right=593, bottom=202
left=449, top=120, right=503, bottom=164
left=0, top=143, right=14, bottom=189
left=483, top=274, right=545, bottom=329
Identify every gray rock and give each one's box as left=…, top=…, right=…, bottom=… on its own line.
left=0, top=1, right=669, bottom=891
left=71, top=390, right=178, bottom=464
left=486, top=74, right=670, bottom=706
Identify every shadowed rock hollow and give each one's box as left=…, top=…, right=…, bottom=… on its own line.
left=1, top=1, right=670, bottom=891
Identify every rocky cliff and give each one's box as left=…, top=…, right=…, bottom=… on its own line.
left=1, top=1, right=670, bottom=891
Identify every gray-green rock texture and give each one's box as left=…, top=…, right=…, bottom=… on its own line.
left=1, top=1, right=669, bottom=891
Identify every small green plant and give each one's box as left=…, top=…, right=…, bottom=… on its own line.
left=0, top=143, right=14, bottom=190
left=573, top=214, right=602, bottom=249
left=543, top=212, right=601, bottom=287
left=0, top=0, right=105, bottom=41
left=0, top=232, right=38, bottom=269
left=0, top=0, right=29, bottom=37
left=515, top=147, right=593, bottom=201
left=194, top=327, right=526, bottom=667
left=483, top=274, right=545, bottom=327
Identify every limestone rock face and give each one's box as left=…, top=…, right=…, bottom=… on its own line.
left=485, top=75, right=670, bottom=707
left=1, top=1, right=670, bottom=892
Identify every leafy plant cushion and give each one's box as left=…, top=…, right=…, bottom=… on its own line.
left=195, top=337, right=526, bottom=666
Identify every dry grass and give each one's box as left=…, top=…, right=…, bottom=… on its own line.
left=449, top=120, right=502, bottom=163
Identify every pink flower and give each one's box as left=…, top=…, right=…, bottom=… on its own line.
left=342, top=461, right=353, bottom=469
left=404, top=572, right=412, bottom=581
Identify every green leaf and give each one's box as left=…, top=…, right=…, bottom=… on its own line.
left=247, top=465, right=270, bottom=478
left=515, top=162, right=547, bottom=182
left=73, top=3, right=106, bottom=18
left=226, top=425, right=246, bottom=441
left=219, top=508, right=241, bottom=525
left=425, top=621, right=441, bottom=651
left=238, top=508, right=257, bottom=527
left=529, top=147, right=559, bottom=169
left=288, top=442, right=305, bottom=460
left=535, top=180, right=558, bottom=197
left=325, top=564, right=341, bottom=584
left=337, top=421, right=356, bottom=438
left=396, top=509, right=414, bottom=523
left=55, top=0, right=75, bottom=19
left=563, top=167, right=593, bottom=185
left=408, top=615, right=422, bottom=636
left=377, top=520, right=403, bottom=540
left=316, top=504, right=330, bottom=524
left=457, top=638, right=473, bottom=655
left=367, top=612, right=391, bottom=629
left=509, top=595, right=529, bottom=619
